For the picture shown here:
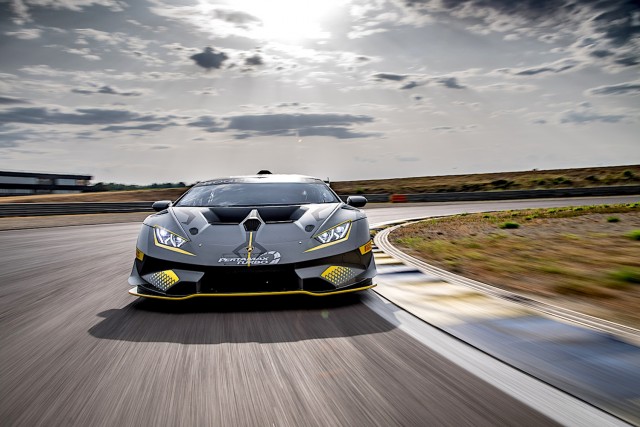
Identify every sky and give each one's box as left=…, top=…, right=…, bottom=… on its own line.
left=0, top=0, right=639, bottom=184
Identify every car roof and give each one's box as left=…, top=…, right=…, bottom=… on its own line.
left=196, top=174, right=325, bottom=186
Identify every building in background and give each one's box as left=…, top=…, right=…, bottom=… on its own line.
left=0, top=171, right=92, bottom=196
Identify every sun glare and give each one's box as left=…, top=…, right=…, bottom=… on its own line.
left=224, top=0, right=345, bottom=41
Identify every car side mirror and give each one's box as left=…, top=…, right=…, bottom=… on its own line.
left=347, top=196, right=367, bottom=208
left=152, top=200, right=172, bottom=211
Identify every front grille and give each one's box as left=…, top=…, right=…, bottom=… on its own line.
left=200, top=266, right=301, bottom=293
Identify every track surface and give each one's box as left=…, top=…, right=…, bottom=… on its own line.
left=1, top=196, right=637, bottom=426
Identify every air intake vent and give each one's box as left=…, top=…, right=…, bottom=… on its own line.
left=243, top=218, right=261, bottom=232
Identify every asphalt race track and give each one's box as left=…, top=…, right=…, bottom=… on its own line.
left=1, top=196, right=638, bottom=426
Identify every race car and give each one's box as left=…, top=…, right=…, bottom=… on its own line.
left=128, top=172, right=376, bottom=299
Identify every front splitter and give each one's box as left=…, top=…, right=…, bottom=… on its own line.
left=128, top=283, right=376, bottom=300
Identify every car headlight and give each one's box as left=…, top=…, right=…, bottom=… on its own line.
left=315, top=221, right=351, bottom=244
left=154, top=226, right=187, bottom=248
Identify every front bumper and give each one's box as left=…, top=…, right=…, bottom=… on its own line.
left=128, top=245, right=376, bottom=299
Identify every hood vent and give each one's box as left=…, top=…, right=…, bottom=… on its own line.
left=203, top=206, right=305, bottom=224
left=243, top=219, right=261, bottom=232
left=242, top=209, right=263, bottom=232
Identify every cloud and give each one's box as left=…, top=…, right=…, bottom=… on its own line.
left=373, top=73, right=408, bottom=81
left=71, top=85, right=144, bottom=97
left=0, top=106, right=168, bottom=126
left=100, top=123, right=175, bottom=132
left=187, top=116, right=226, bottom=132
left=20, top=64, right=193, bottom=82
left=212, top=8, right=260, bottom=28
left=226, top=113, right=374, bottom=132
left=496, top=59, right=580, bottom=77
left=0, top=124, right=55, bottom=147
left=400, top=81, right=419, bottom=90
left=586, top=81, right=640, bottom=96
left=614, top=57, right=639, bottom=67
left=190, top=87, right=219, bottom=96
left=190, top=47, right=229, bottom=70
left=244, top=54, right=264, bottom=66
left=0, top=96, right=29, bottom=104
left=438, top=77, right=465, bottom=89
left=8, top=0, right=125, bottom=24
left=476, top=83, right=537, bottom=93
left=187, top=112, right=380, bottom=140
left=432, top=124, right=479, bottom=133
left=0, top=126, right=37, bottom=147
left=4, top=28, right=42, bottom=39
left=398, top=1, right=640, bottom=71
left=559, top=104, right=627, bottom=124
left=372, top=72, right=466, bottom=90
left=73, top=28, right=162, bottom=65
left=61, top=47, right=101, bottom=61
left=149, top=1, right=263, bottom=39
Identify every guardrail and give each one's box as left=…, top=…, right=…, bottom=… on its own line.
left=388, top=185, right=640, bottom=203
left=0, top=186, right=638, bottom=217
left=0, top=202, right=154, bottom=217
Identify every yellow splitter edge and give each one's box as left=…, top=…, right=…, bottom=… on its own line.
left=128, top=284, right=376, bottom=300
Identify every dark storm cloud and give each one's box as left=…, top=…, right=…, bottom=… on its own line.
left=0, top=107, right=165, bottom=126
left=190, top=47, right=229, bottom=70
left=372, top=73, right=408, bottom=81
left=0, top=96, right=29, bottom=104
left=586, top=82, right=640, bottom=96
left=71, top=85, right=143, bottom=97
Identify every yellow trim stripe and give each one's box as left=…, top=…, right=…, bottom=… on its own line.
left=136, top=248, right=144, bottom=261
left=153, top=232, right=196, bottom=256
left=247, top=231, right=253, bottom=268
left=128, top=284, right=376, bottom=300
left=305, top=226, right=352, bottom=253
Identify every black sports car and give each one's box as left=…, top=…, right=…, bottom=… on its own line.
left=128, top=173, right=376, bottom=299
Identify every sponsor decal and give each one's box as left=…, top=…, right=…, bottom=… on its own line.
left=218, top=251, right=281, bottom=265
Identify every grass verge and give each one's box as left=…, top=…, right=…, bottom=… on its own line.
left=389, top=202, right=640, bottom=328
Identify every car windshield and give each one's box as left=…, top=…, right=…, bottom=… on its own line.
left=175, top=182, right=340, bottom=207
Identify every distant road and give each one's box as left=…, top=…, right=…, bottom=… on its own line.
left=1, top=195, right=636, bottom=426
